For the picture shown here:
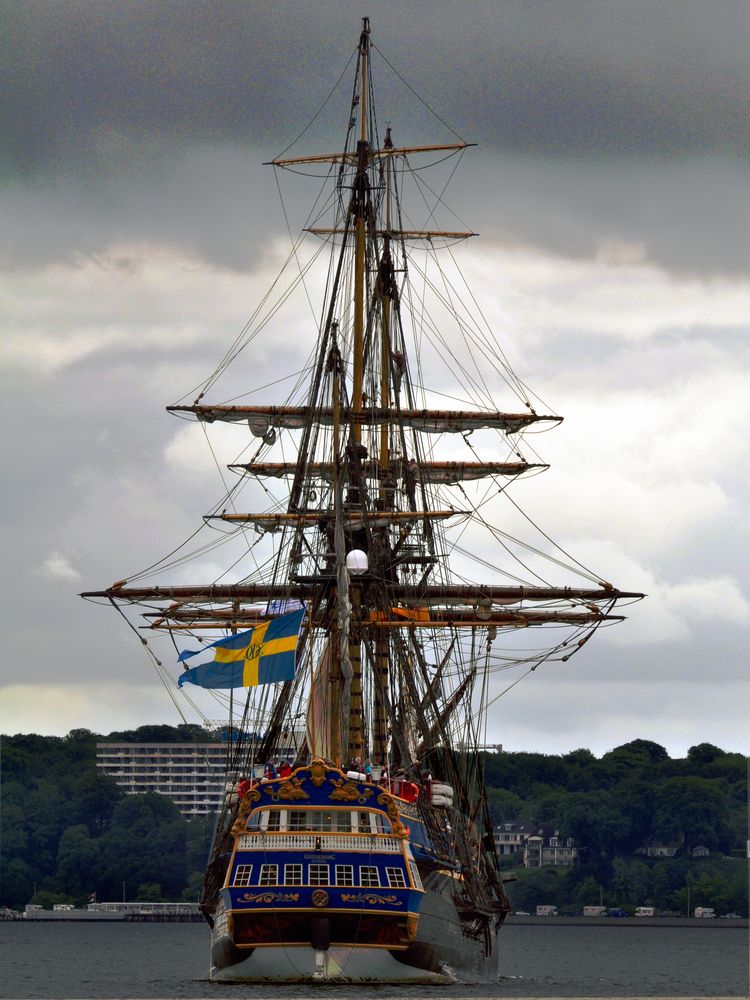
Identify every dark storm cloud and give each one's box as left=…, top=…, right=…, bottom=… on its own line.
left=3, top=1, right=748, bottom=277
left=2, top=0, right=748, bottom=178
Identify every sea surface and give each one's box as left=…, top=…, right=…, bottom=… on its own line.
left=0, top=921, right=747, bottom=999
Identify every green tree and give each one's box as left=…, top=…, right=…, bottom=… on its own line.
left=651, top=777, right=732, bottom=852
left=56, top=825, right=100, bottom=899
left=572, top=874, right=607, bottom=909
left=687, top=743, right=724, bottom=766
left=506, top=867, right=566, bottom=911
left=611, top=857, right=650, bottom=905
left=181, top=871, right=204, bottom=902
left=558, top=791, right=634, bottom=855
left=1, top=858, right=33, bottom=909
left=186, top=814, right=216, bottom=872
left=136, top=882, right=163, bottom=901
left=68, top=770, right=122, bottom=836
left=97, top=794, right=187, bottom=899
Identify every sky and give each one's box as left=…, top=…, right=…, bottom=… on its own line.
left=1, top=0, right=748, bottom=757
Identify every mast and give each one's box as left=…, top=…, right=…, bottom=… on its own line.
left=351, top=16, right=370, bottom=444
left=372, top=125, right=395, bottom=762
left=80, top=15, right=645, bottom=786
left=343, top=17, right=371, bottom=763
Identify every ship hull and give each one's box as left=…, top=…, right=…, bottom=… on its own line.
left=210, top=886, right=501, bottom=983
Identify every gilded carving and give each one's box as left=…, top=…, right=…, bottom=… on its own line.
left=270, top=777, right=310, bottom=802
left=231, top=789, right=261, bottom=837
left=377, top=791, right=409, bottom=838
left=240, top=891, right=300, bottom=903
left=309, top=759, right=327, bottom=787
left=329, top=778, right=373, bottom=803
left=340, top=892, right=401, bottom=906
left=311, top=889, right=329, bottom=908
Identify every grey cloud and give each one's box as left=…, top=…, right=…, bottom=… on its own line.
left=2, top=2, right=749, bottom=752
left=465, top=156, right=750, bottom=277
left=2, top=0, right=748, bottom=180
left=3, top=145, right=748, bottom=277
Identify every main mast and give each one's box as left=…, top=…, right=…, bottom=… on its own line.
left=82, top=17, right=643, bottom=776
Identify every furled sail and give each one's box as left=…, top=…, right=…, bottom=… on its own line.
left=167, top=403, right=561, bottom=435
left=305, top=639, right=340, bottom=760
left=230, top=460, right=547, bottom=482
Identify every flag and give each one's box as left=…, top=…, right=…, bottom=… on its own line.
left=178, top=608, right=304, bottom=689
left=268, top=598, right=305, bottom=615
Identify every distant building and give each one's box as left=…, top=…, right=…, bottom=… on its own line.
left=636, top=836, right=684, bottom=858
left=96, top=733, right=301, bottom=817
left=493, top=821, right=534, bottom=857
left=494, top=822, right=579, bottom=868
left=96, top=743, right=228, bottom=816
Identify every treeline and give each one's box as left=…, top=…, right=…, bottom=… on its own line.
left=1, top=728, right=214, bottom=910
left=479, top=739, right=747, bottom=916
left=0, top=730, right=746, bottom=914
left=481, top=739, right=746, bottom=856
left=505, top=855, right=747, bottom=917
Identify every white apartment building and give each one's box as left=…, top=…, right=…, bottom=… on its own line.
left=96, top=743, right=229, bottom=816
left=96, top=734, right=304, bottom=817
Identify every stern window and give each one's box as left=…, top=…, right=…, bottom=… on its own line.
left=309, top=864, right=330, bottom=886
left=359, top=865, right=380, bottom=887
left=335, top=865, right=354, bottom=886
left=284, top=864, right=302, bottom=885
left=259, top=864, right=278, bottom=886
left=386, top=867, right=407, bottom=888
left=409, top=862, right=423, bottom=890
left=232, top=864, right=253, bottom=887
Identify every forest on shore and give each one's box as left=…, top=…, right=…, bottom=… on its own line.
left=1, top=727, right=746, bottom=915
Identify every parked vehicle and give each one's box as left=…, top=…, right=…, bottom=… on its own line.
left=536, top=905, right=558, bottom=917
left=607, top=908, right=628, bottom=917
left=635, top=906, right=656, bottom=917
left=694, top=907, right=715, bottom=918
left=582, top=906, right=607, bottom=916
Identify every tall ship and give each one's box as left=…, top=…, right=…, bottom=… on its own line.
left=84, top=19, right=641, bottom=984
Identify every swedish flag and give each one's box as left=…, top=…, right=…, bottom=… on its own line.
left=177, top=608, right=304, bottom=689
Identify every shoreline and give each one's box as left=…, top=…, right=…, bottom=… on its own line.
left=13, top=912, right=747, bottom=928
left=505, top=914, right=748, bottom=928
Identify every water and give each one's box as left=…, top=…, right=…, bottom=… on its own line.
left=0, top=922, right=747, bottom=998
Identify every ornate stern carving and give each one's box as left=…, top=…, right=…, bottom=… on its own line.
left=264, top=776, right=310, bottom=802
left=340, top=892, right=401, bottom=906
left=240, top=891, right=301, bottom=904
left=309, top=759, right=327, bottom=786
left=231, top=787, right=261, bottom=836
left=329, top=778, right=374, bottom=803
left=377, top=791, right=409, bottom=838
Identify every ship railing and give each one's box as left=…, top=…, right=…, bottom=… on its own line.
left=237, top=832, right=404, bottom=852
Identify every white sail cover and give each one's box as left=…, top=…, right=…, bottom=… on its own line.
left=167, top=404, right=560, bottom=435
left=231, top=460, right=545, bottom=482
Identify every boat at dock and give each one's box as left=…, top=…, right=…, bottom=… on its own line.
left=83, top=17, right=641, bottom=984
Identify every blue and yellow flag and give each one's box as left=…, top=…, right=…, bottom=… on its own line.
left=177, top=608, right=304, bottom=689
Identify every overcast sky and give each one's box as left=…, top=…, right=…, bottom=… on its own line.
left=1, top=1, right=748, bottom=757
